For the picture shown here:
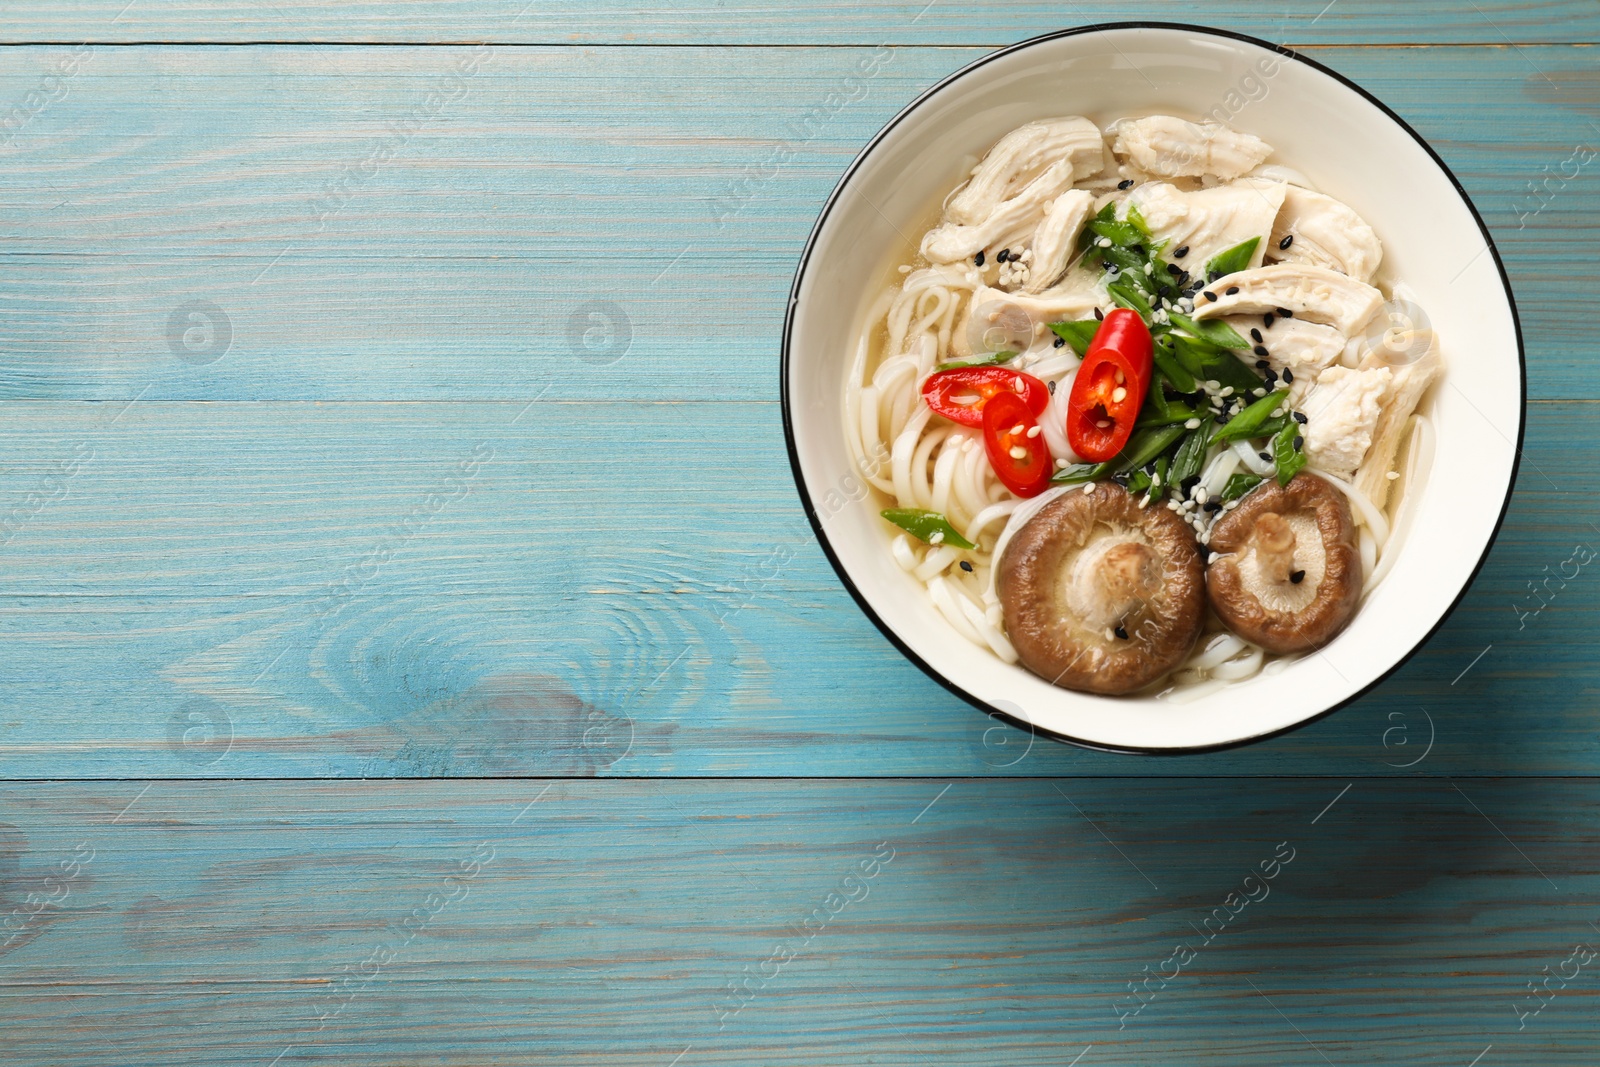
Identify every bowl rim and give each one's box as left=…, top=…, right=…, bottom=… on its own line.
left=779, top=20, right=1526, bottom=756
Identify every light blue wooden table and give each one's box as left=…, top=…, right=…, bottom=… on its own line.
left=1, top=3, right=1597, bottom=1063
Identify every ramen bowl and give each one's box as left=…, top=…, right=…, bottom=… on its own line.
left=781, top=23, right=1523, bottom=753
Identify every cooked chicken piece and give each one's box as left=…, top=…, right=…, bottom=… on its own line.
left=1354, top=340, right=1444, bottom=510
left=1110, top=115, right=1272, bottom=181
left=1268, top=185, right=1383, bottom=283
left=1124, top=179, right=1285, bottom=276
left=1300, top=365, right=1392, bottom=476
left=921, top=160, right=1076, bottom=264
left=946, top=117, right=1106, bottom=226
left=966, top=283, right=1101, bottom=349
left=1192, top=263, right=1384, bottom=335
left=1024, top=189, right=1097, bottom=293
left=1224, top=315, right=1346, bottom=404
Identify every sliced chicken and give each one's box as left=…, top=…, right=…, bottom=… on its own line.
left=970, top=283, right=1101, bottom=340
left=921, top=160, right=1076, bottom=264
left=1300, top=365, right=1392, bottom=476
left=1192, top=263, right=1384, bottom=335
left=1269, top=185, right=1383, bottom=283
left=1225, top=315, right=1346, bottom=403
left=1024, top=189, right=1097, bottom=293
left=946, top=117, right=1106, bottom=227
left=1110, top=115, right=1272, bottom=181
left=1124, top=179, right=1285, bottom=276
left=1354, top=340, right=1444, bottom=510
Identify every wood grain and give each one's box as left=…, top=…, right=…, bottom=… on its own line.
left=1, top=779, right=1596, bottom=1066
left=3, top=1, right=1599, bottom=45
left=0, top=46, right=1594, bottom=399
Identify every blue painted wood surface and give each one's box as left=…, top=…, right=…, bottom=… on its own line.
left=1, top=4, right=1598, bottom=1063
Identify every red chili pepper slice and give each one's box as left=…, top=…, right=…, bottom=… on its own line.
left=1065, top=309, right=1154, bottom=462
left=982, top=391, right=1052, bottom=498
left=922, top=366, right=1049, bottom=429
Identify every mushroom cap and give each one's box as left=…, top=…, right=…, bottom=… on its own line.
left=1205, top=473, right=1362, bottom=654
left=998, top=483, right=1206, bottom=695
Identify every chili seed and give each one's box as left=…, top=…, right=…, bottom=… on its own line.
left=1290, top=569, right=1306, bottom=584
left=974, top=250, right=985, bottom=267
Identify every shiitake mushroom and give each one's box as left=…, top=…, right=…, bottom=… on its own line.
left=997, top=483, right=1205, bottom=695
left=1204, top=473, right=1361, bottom=654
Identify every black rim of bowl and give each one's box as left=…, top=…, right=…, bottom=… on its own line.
left=779, top=21, right=1527, bottom=756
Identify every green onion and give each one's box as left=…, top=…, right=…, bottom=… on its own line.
left=1168, top=311, right=1250, bottom=351
left=1050, top=462, right=1109, bottom=485
left=1047, top=320, right=1100, bottom=356
left=1106, top=279, right=1153, bottom=319
left=1204, top=237, right=1260, bottom=279
left=1211, top=389, right=1290, bottom=445
left=1170, top=335, right=1261, bottom=392
left=1169, top=416, right=1215, bottom=485
left=937, top=351, right=1013, bottom=369
left=880, top=508, right=975, bottom=550
left=1124, top=203, right=1153, bottom=239
left=1087, top=217, right=1146, bottom=248
left=1114, top=423, right=1187, bottom=473
left=1272, top=419, right=1307, bottom=486
left=1151, top=338, right=1196, bottom=393
left=1125, top=467, right=1153, bottom=496
left=1220, top=471, right=1263, bottom=502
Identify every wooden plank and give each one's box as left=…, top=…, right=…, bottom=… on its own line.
left=3, top=1, right=1598, bottom=45
left=0, top=45, right=1593, bottom=400
left=0, top=397, right=1591, bottom=777
left=0, top=778, right=1596, bottom=1065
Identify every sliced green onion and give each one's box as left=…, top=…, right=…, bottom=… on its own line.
left=880, top=508, right=975, bottom=550
left=1051, top=462, right=1110, bottom=486
left=1220, top=471, right=1264, bottom=502
left=1169, top=416, right=1215, bottom=485
left=1204, top=236, right=1260, bottom=279
left=1048, top=320, right=1100, bottom=357
left=1211, top=388, right=1290, bottom=445
left=938, top=351, right=1014, bottom=369
left=1272, top=419, right=1307, bottom=486
left=1170, top=335, right=1261, bottom=392
left=1151, top=338, right=1196, bottom=393
left=1106, top=279, right=1153, bottom=320
left=1169, top=311, right=1250, bottom=351
left=1114, top=423, right=1187, bottom=473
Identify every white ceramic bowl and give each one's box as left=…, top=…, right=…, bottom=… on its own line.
left=783, top=23, right=1523, bottom=753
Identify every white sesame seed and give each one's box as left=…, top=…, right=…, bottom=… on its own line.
left=1112, top=387, right=1127, bottom=403
left=1195, top=487, right=1209, bottom=504
left=1144, top=263, right=1154, bottom=275
left=1167, top=499, right=1181, bottom=511
left=1252, top=387, right=1267, bottom=397
left=1386, top=470, right=1400, bottom=480
left=1205, top=379, right=1220, bottom=390
left=1219, top=386, right=1234, bottom=397
left=1026, top=425, right=1042, bottom=438
left=1224, top=499, right=1240, bottom=509
left=898, top=264, right=912, bottom=274
left=1184, top=418, right=1201, bottom=429
left=1097, top=237, right=1112, bottom=248
left=1083, top=482, right=1097, bottom=494
left=1055, top=458, right=1069, bottom=468
left=1009, top=446, right=1027, bottom=459
left=929, top=531, right=945, bottom=544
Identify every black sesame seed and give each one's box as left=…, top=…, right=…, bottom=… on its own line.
left=1263, top=314, right=1275, bottom=329
left=1053, top=336, right=1066, bottom=348
left=1203, top=501, right=1222, bottom=513
left=1277, top=307, right=1293, bottom=318
left=1177, top=271, right=1191, bottom=286
left=1292, top=411, right=1308, bottom=425
left=1264, top=371, right=1279, bottom=387
left=1250, top=328, right=1263, bottom=343
left=1114, top=624, right=1130, bottom=639
left=999, top=248, right=1013, bottom=263
left=1259, top=451, right=1272, bottom=462
left=960, top=560, right=974, bottom=573
left=1293, top=434, right=1304, bottom=450
left=1290, top=569, right=1306, bottom=584
left=1173, top=245, right=1189, bottom=259
left=1279, top=234, right=1294, bottom=250
left=1130, top=243, right=1145, bottom=255
left=1253, top=345, right=1269, bottom=358
left=1117, top=179, right=1135, bottom=190
left=1282, top=368, right=1294, bottom=384
left=1047, top=379, right=1056, bottom=394
left=1255, top=359, right=1270, bottom=369
left=1226, top=286, right=1240, bottom=295
left=1201, top=547, right=1215, bottom=563
left=1182, top=475, right=1201, bottom=491
left=1202, top=290, right=1218, bottom=302
left=1166, top=262, right=1182, bottom=275
left=974, top=250, right=985, bottom=267
left=1094, top=307, right=1104, bottom=320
